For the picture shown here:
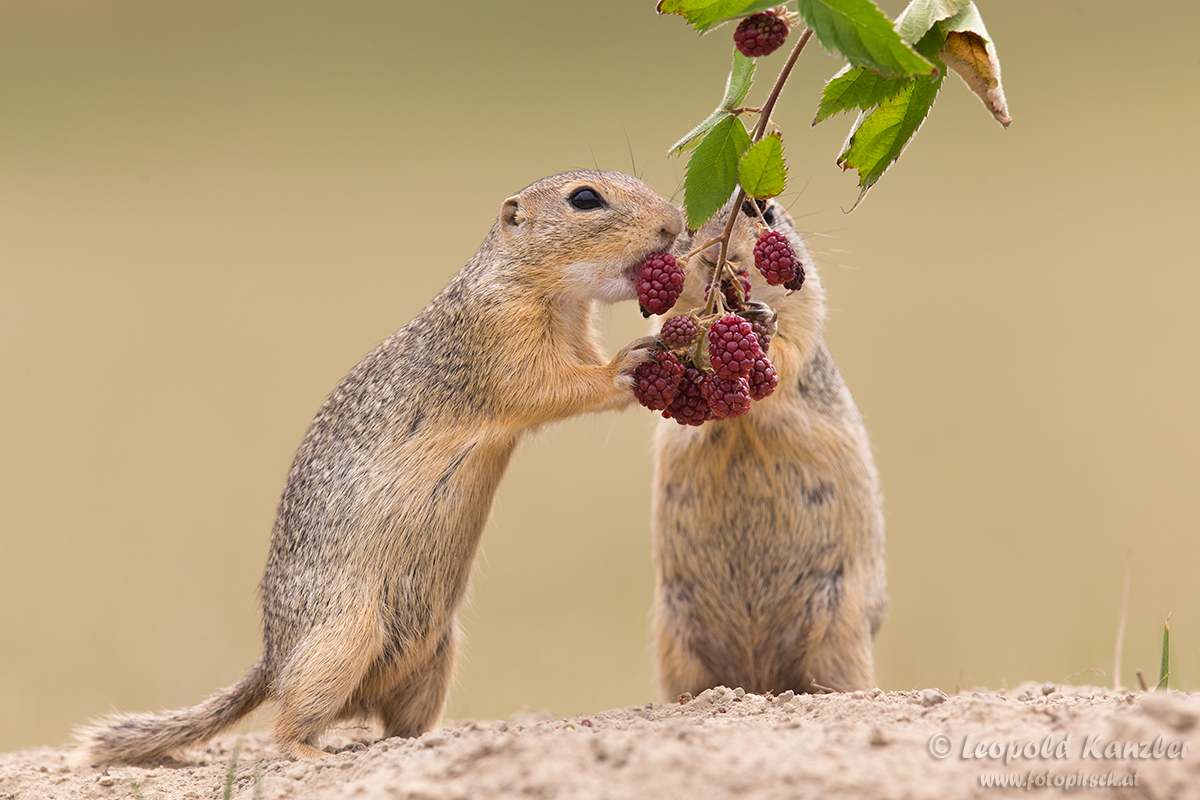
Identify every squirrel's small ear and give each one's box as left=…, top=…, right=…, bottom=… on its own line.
left=500, top=196, right=525, bottom=229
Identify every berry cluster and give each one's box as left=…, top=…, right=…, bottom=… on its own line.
left=633, top=311, right=778, bottom=426
left=631, top=227, right=804, bottom=424
left=734, top=10, right=789, bottom=58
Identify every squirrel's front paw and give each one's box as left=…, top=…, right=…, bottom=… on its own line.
left=613, top=335, right=665, bottom=388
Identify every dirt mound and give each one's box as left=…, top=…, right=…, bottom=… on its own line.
left=3, top=684, right=1197, bottom=799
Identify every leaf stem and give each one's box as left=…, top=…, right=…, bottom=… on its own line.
left=708, top=27, right=814, bottom=315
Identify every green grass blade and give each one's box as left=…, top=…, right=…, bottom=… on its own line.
left=1156, top=614, right=1171, bottom=690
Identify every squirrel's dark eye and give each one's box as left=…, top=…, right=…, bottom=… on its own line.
left=743, top=198, right=776, bottom=226
left=569, top=188, right=606, bottom=211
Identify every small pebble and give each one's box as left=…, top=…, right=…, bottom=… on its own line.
left=1041, top=682, right=1056, bottom=696
left=97, top=775, right=115, bottom=786
left=851, top=691, right=867, bottom=700
left=921, top=689, right=947, bottom=707
left=733, top=687, right=746, bottom=698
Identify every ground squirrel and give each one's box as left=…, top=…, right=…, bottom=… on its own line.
left=651, top=198, right=886, bottom=699
left=77, top=170, right=683, bottom=764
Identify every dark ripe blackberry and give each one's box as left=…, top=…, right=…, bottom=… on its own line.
left=734, top=10, right=789, bottom=58
left=659, top=315, right=699, bottom=351
left=748, top=354, right=778, bottom=401
left=748, top=319, right=771, bottom=353
left=632, top=351, right=685, bottom=412
left=704, top=270, right=752, bottom=311
left=783, top=261, right=806, bottom=292
left=702, top=374, right=752, bottom=419
left=637, top=252, right=685, bottom=316
left=753, top=229, right=799, bottom=286
left=662, top=366, right=712, bottom=427
left=708, top=314, right=763, bottom=380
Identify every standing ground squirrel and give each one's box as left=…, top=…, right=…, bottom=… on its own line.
left=77, top=170, right=683, bottom=763
left=651, top=198, right=886, bottom=699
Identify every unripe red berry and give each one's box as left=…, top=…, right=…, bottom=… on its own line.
left=660, top=315, right=700, bottom=351
left=748, top=354, right=778, bottom=401
left=753, top=229, right=799, bottom=286
left=638, top=253, right=685, bottom=316
left=734, top=10, right=789, bottom=58
left=663, top=366, right=712, bottom=427
left=632, top=351, right=685, bottom=412
left=702, top=374, right=752, bottom=419
left=708, top=314, right=763, bottom=380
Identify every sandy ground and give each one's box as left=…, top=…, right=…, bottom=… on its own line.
left=3, top=683, right=1197, bottom=800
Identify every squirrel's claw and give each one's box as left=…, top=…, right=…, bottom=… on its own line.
left=613, top=335, right=666, bottom=381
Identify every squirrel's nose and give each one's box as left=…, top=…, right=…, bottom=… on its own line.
left=660, top=206, right=684, bottom=240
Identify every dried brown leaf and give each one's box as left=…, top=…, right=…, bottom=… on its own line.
left=939, top=8, right=1010, bottom=127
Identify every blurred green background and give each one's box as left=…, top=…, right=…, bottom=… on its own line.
left=2, top=1, right=1197, bottom=752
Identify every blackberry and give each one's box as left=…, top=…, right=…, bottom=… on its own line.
left=660, top=315, right=699, bottom=351
left=702, top=374, right=752, bottom=419
left=734, top=10, right=789, bottom=58
left=632, top=351, right=685, bottom=412
left=708, top=314, right=763, bottom=380
left=748, top=354, right=778, bottom=401
left=704, top=270, right=752, bottom=311
left=783, top=261, right=806, bottom=292
left=748, top=318, right=772, bottom=353
left=753, top=229, right=799, bottom=286
left=638, top=252, right=685, bottom=316
left=663, top=366, right=712, bottom=427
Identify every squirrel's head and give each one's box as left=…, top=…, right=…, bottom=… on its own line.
left=496, top=170, right=684, bottom=303
left=669, top=197, right=826, bottom=378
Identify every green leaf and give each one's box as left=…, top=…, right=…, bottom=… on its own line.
left=894, top=0, right=971, bottom=45
left=814, top=0, right=970, bottom=124
left=669, top=51, right=756, bottom=155
left=670, top=110, right=734, bottom=157
left=739, top=132, right=787, bottom=199
left=656, top=0, right=781, bottom=33
left=814, top=64, right=908, bottom=123
left=795, top=0, right=936, bottom=78
left=684, top=115, right=752, bottom=229
left=836, top=26, right=945, bottom=206
left=940, top=3, right=1011, bottom=126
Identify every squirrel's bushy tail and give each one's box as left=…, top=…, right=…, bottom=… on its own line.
left=74, top=659, right=270, bottom=765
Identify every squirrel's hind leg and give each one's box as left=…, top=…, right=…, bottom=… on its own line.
left=271, top=605, right=383, bottom=759
left=374, top=623, right=458, bottom=740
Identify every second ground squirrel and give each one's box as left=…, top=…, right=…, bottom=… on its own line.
left=78, top=170, right=683, bottom=763
left=651, top=198, right=886, bottom=700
